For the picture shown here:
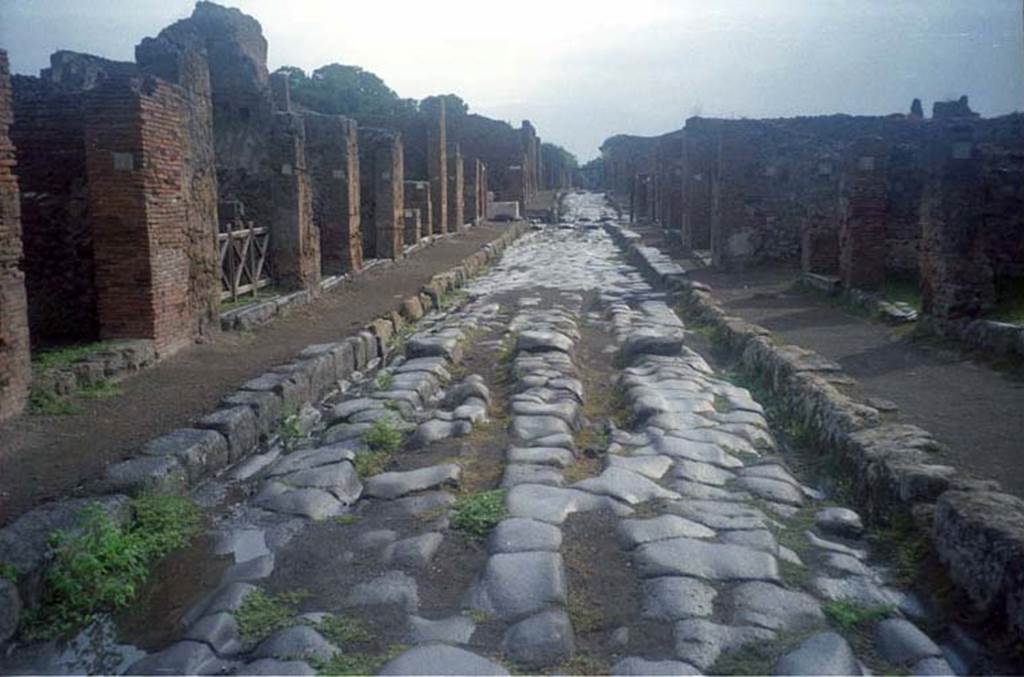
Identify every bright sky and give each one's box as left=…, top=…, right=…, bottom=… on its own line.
left=2, top=0, right=1022, bottom=160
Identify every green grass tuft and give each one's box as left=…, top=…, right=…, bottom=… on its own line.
left=353, top=450, right=392, bottom=477
left=78, top=380, right=123, bottom=400
left=451, top=489, right=507, bottom=538
left=363, top=419, right=404, bottom=454
left=28, top=390, right=80, bottom=416
left=374, top=371, right=395, bottom=390
left=316, top=614, right=372, bottom=646
left=31, top=342, right=116, bottom=372
left=235, top=588, right=310, bottom=648
left=822, top=600, right=894, bottom=630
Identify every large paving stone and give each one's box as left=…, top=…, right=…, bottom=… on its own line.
left=469, top=552, right=566, bottom=619
left=729, top=582, right=824, bottom=632
left=607, top=454, right=673, bottom=479
left=252, top=625, right=338, bottom=661
left=502, top=608, right=574, bottom=668
left=378, top=645, right=509, bottom=675
left=720, top=529, right=778, bottom=555
left=254, top=482, right=344, bottom=520
left=635, top=537, right=779, bottom=581
left=573, top=467, right=680, bottom=504
left=126, top=640, right=228, bottom=675
left=267, top=442, right=360, bottom=477
left=501, top=463, right=564, bottom=488
left=617, top=514, right=716, bottom=549
left=511, top=415, right=572, bottom=442
left=673, top=619, right=775, bottom=670
left=772, top=631, right=861, bottom=675
left=612, top=657, right=701, bottom=675
left=815, top=507, right=865, bottom=539
left=736, top=476, right=805, bottom=507
left=517, top=330, right=575, bottom=354
left=507, top=446, right=576, bottom=468
left=406, top=333, right=464, bottom=361
left=667, top=500, right=769, bottom=531
left=644, top=436, right=743, bottom=469
left=383, top=533, right=443, bottom=568
left=811, top=575, right=897, bottom=607
left=621, top=328, right=684, bottom=360
left=237, top=659, right=315, bottom=675
left=875, top=618, right=942, bottom=666
left=346, top=570, right=419, bottom=612
left=505, top=484, right=633, bottom=524
left=184, top=612, right=241, bottom=655
left=672, top=459, right=736, bottom=486
left=407, top=614, right=477, bottom=644
left=278, top=462, right=362, bottom=504
left=364, top=464, right=461, bottom=500
left=141, top=428, right=229, bottom=484
left=488, top=518, right=563, bottom=553
left=642, top=576, right=717, bottom=620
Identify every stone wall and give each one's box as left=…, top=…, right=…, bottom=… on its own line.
left=0, top=50, right=31, bottom=422
left=404, top=180, right=431, bottom=241
left=359, top=128, right=404, bottom=259
left=447, top=144, right=464, bottom=232
left=269, top=111, right=320, bottom=290
left=424, top=98, right=447, bottom=235
left=304, top=112, right=361, bottom=275
left=464, top=158, right=485, bottom=226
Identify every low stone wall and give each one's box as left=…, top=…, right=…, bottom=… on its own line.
left=920, top=315, right=1024, bottom=361
left=30, top=340, right=157, bottom=401
left=0, top=221, right=528, bottom=648
left=605, top=222, right=1024, bottom=643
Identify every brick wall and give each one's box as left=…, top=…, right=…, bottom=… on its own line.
left=269, top=111, right=320, bottom=290
left=304, top=112, right=361, bottom=275
left=359, top=128, right=405, bottom=259
left=0, top=50, right=31, bottom=422
left=447, top=144, right=464, bottom=232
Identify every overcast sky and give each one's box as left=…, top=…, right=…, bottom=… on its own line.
left=2, top=0, right=1022, bottom=160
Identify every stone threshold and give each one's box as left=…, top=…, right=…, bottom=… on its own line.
left=604, top=221, right=1024, bottom=645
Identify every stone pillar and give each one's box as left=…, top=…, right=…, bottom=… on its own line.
left=800, top=155, right=841, bottom=275
left=920, top=123, right=992, bottom=320
left=464, top=158, right=483, bottom=226
left=303, top=113, right=361, bottom=275
left=682, top=121, right=718, bottom=252
left=480, top=164, right=489, bottom=222
left=84, top=76, right=210, bottom=356
left=839, top=137, right=889, bottom=291
left=269, top=111, right=320, bottom=291
left=425, top=98, right=447, bottom=235
left=403, top=208, right=421, bottom=246
left=404, top=180, right=431, bottom=241
left=0, top=50, right=31, bottom=421
left=373, top=133, right=404, bottom=260
left=447, top=144, right=464, bottom=232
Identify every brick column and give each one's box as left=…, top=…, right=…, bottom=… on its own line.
left=447, top=144, right=464, bottom=232
left=425, top=98, right=447, bottom=235
left=839, top=137, right=889, bottom=290
left=269, top=111, right=320, bottom=291
left=404, top=180, right=431, bottom=241
left=800, top=155, right=841, bottom=275
left=0, top=50, right=31, bottom=421
left=85, top=77, right=200, bottom=356
left=304, top=113, right=361, bottom=275
left=920, top=123, right=991, bottom=320
left=373, top=133, right=404, bottom=260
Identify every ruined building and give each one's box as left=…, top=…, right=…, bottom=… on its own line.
left=599, top=100, right=1024, bottom=331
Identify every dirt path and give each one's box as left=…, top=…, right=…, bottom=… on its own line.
left=683, top=263, right=1024, bottom=498
left=0, top=225, right=514, bottom=526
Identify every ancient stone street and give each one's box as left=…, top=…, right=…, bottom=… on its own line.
left=1, top=193, right=994, bottom=675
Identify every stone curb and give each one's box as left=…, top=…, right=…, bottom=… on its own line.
left=0, top=222, right=529, bottom=651
left=603, top=222, right=1024, bottom=643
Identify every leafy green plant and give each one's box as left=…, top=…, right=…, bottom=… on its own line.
left=374, top=371, right=395, bottom=390
left=822, top=600, right=894, bottom=630
left=451, top=489, right=507, bottom=538
left=316, top=614, right=372, bottom=646
left=236, top=588, right=309, bottom=647
left=353, top=450, right=392, bottom=477
left=22, top=495, right=201, bottom=640
left=280, top=411, right=304, bottom=453
left=28, top=390, right=79, bottom=416
left=363, top=419, right=403, bottom=454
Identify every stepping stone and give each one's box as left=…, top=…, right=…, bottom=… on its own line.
left=384, top=533, right=443, bottom=568
left=502, top=464, right=564, bottom=488
left=278, top=462, right=362, bottom=504
left=517, top=330, right=575, bottom=353
left=875, top=619, right=942, bottom=666
left=736, top=476, right=805, bottom=507
left=266, top=442, right=360, bottom=477
left=617, top=514, right=715, bottom=548
left=378, top=645, right=509, bottom=676
left=673, top=459, right=736, bottom=486
left=488, top=518, right=563, bottom=553
left=406, top=334, right=463, bottom=361
left=642, top=576, right=717, bottom=620
left=673, top=619, right=775, bottom=670
left=729, top=581, right=824, bottom=632
left=407, top=614, right=477, bottom=644
left=454, top=399, right=489, bottom=424
left=772, top=631, right=861, bottom=675
left=127, top=641, right=227, bottom=676
left=184, top=612, right=242, bottom=655
left=364, top=464, right=461, bottom=500
left=253, top=625, right=338, bottom=662
left=815, top=507, right=864, bottom=538
left=237, top=659, right=315, bottom=675
left=469, top=552, right=567, bottom=619
left=346, top=570, right=419, bottom=612
left=506, top=484, right=633, bottom=524
left=667, top=499, right=768, bottom=531
left=635, top=537, right=779, bottom=582
left=502, top=608, right=575, bottom=668
left=612, top=657, right=701, bottom=675
left=511, top=415, right=572, bottom=442
left=607, top=454, right=673, bottom=479
left=573, top=467, right=680, bottom=504
left=394, top=357, right=452, bottom=381
left=621, top=328, right=684, bottom=359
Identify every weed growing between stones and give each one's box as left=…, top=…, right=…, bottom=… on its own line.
left=552, top=652, right=609, bottom=675
left=312, top=643, right=407, bottom=676
left=866, top=514, right=930, bottom=587
left=354, top=450, right=392, bottom=478
left=316, top=614, right=372, bottom=645
left=374, top=371, right=395, bottom=390
left=330, top=514, right=360, bottom=525
left=279, top=410, right=304, bottom=453
left=78, top=379, right=123, bottom=400
left=235, top=588, right=310, bottom=648
left=28, top=389, right=79, bottom=416
left=451, top=489, right=507, bottom=538
left=711, top=630, right=815, bottom=676
left=30, top=341, right=116, bottom=371
left=22, top=495, right=201, bottom=641
left=822, top=600, right=894, bottom=630
left=363, top=419, right=404, bottom=454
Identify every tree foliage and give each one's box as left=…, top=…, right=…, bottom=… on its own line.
left=276, top=63, right=417, bottom=126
